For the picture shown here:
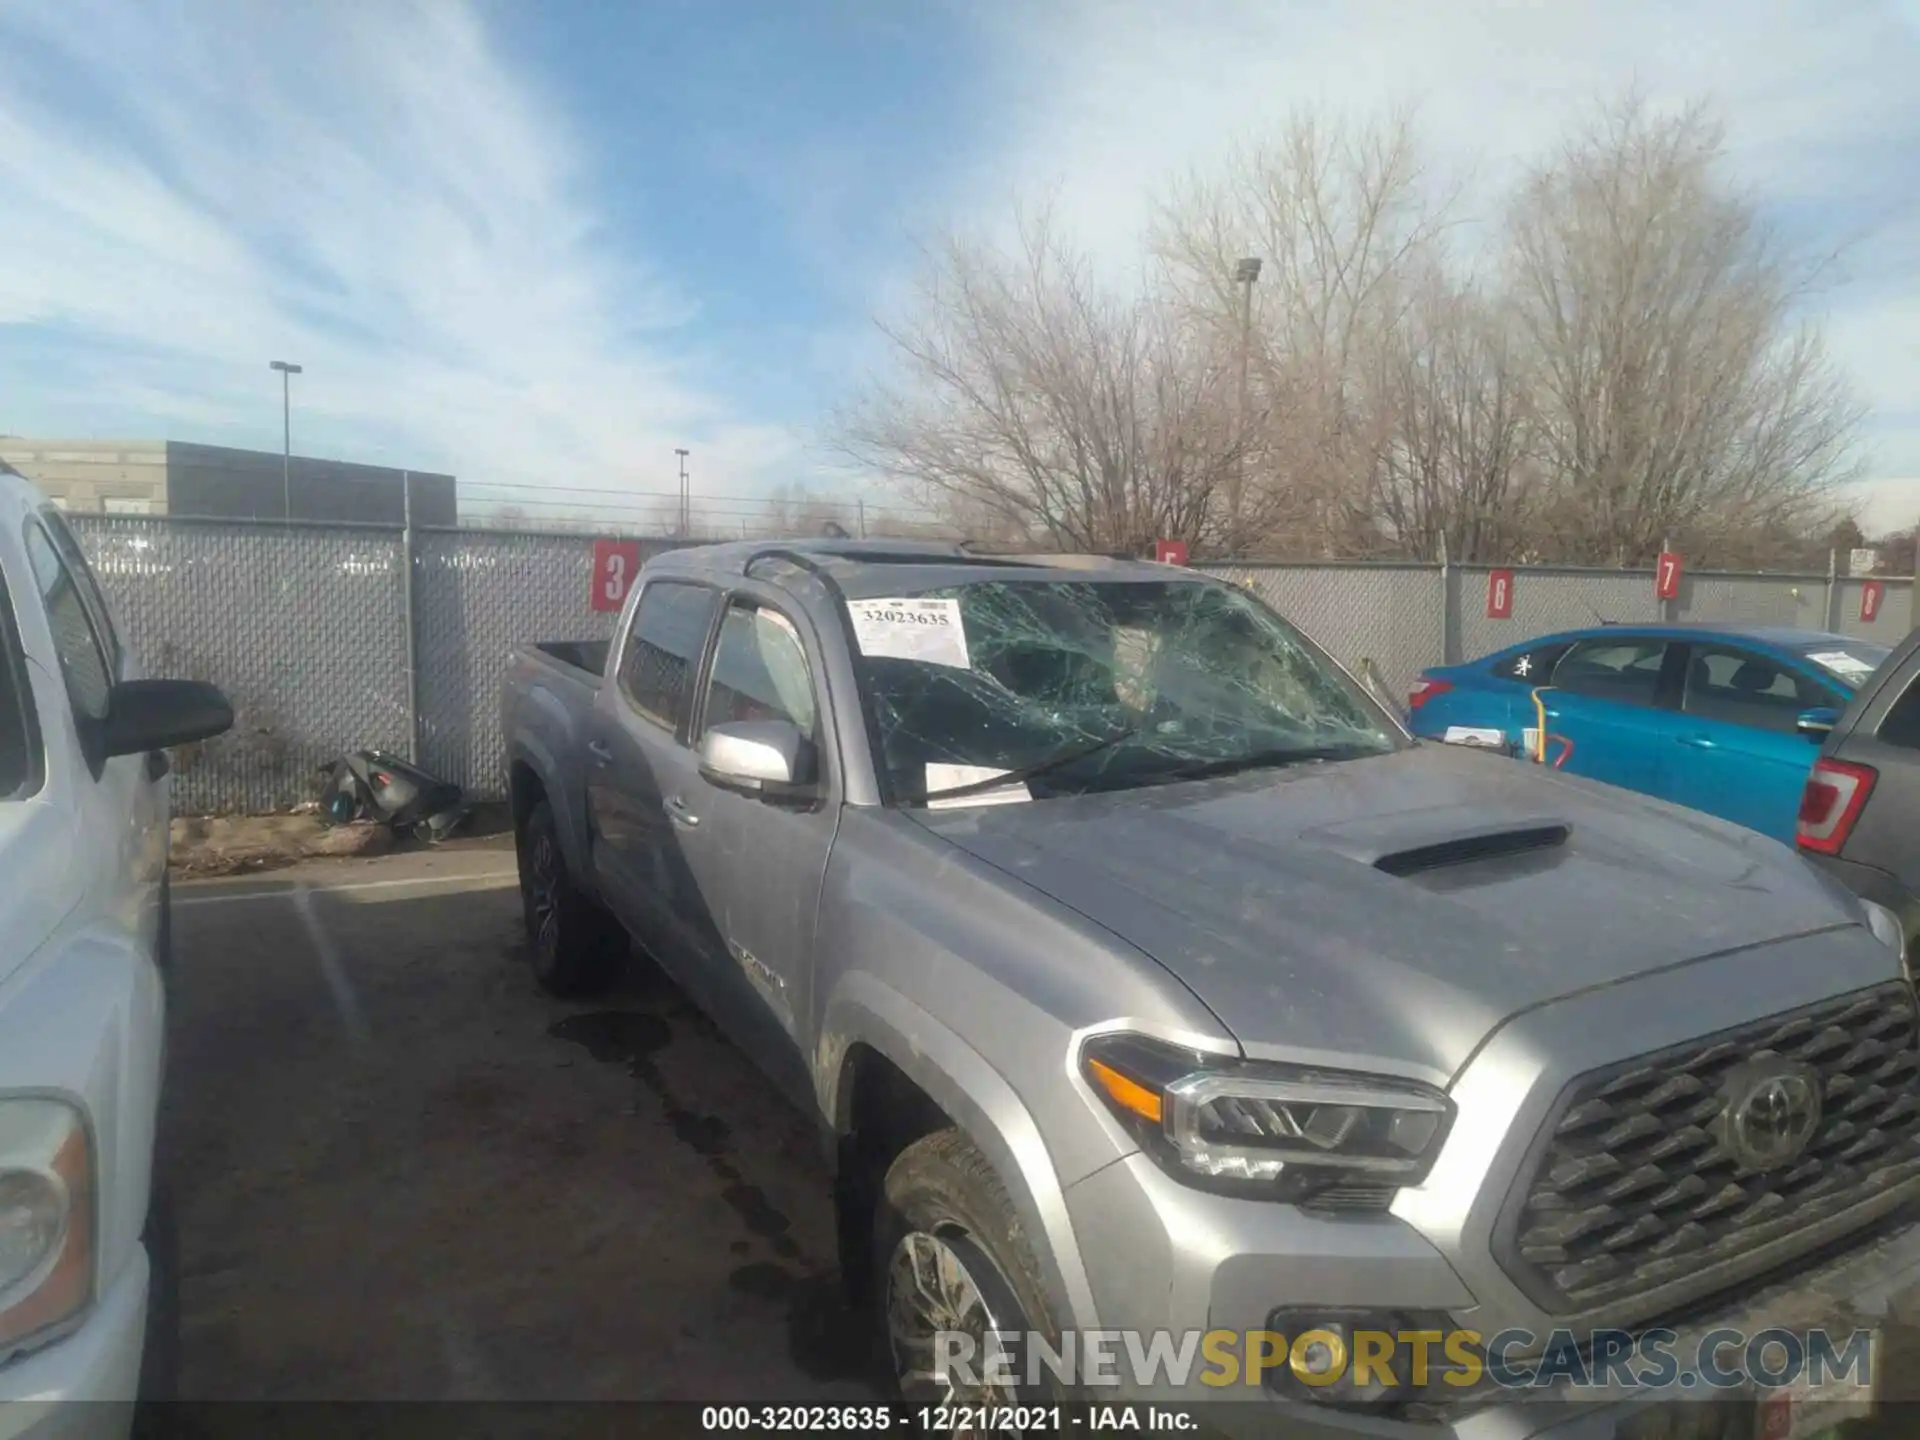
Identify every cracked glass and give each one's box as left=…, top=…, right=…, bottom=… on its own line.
left=847, top=577, right=1401, bottom=804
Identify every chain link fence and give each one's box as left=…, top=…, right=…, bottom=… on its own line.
left=65, top=516, right=1918, bottom=813
left=412, top=530, right=693, bottom=794
left=1209, top=563, right=1444, bottom=705
left=77, top=516, right=411, bottom=813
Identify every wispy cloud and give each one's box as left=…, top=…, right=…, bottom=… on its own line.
left=0, top=0, right=798, bottom=503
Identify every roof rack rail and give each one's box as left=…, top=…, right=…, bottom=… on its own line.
left=741, top=546, right=834, bottom=579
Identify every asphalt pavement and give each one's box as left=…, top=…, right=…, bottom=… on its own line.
left=167, top=841, right=876, bottom=1402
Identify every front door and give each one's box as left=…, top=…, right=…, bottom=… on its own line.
left=1663, top=641, right=1841, bottom=841
left=1539, top=635, right=1681, bottom=796
left=23, top=516, right=159, bottom=940
left=669, top=595, right=835, bottom=1098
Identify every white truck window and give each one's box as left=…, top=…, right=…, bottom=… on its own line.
left=37, top=509, right=122, bottom=675
left=0, top=571, right=34, bottom=798
left=23, top=521, right=113, bottom=723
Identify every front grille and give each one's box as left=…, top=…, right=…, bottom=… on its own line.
left=1498, top=983, right=1920, bottom=1315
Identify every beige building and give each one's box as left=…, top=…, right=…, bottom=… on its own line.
left=0, top=438, right=456, bottom=525
left=0, top=439, right=169, bottom=514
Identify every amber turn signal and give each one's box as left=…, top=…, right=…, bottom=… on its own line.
left=1086, top=1056, right=1164, bottom=1124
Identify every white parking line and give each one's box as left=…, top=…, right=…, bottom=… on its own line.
left=291, top=884, right=372, bottom=1046
left=177, top=870, right=518, bottom=907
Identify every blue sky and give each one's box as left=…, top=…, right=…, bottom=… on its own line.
left=1, top=0, right=1918, bottom=533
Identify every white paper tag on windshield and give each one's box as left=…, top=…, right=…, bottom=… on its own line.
left=1806, top=650, right=1878, bottom=684
left=924, top=763, right=1030, bottom=810
left=848, top=597, right=971, bottom=669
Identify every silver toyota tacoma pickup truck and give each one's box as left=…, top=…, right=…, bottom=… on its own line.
left=503, top=540, right=1920, bottom=1437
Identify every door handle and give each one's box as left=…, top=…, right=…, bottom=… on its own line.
left=587, top=740, right=613, bottom=764
left=665, top=796, right=701, bottom=829
left=1676, top=735, right=1716, bottom=750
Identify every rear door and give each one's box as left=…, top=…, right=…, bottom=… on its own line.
left=586, top=578, right=723, bottom=993
left=1538, top=634, right=1681, bottom=793
left=1662, top=641, right=1841, bottom=840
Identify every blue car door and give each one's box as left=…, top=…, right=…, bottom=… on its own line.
left=1537, top=634, right=1683, bottom=794
left=1660, top=641, right=1843, bottom=841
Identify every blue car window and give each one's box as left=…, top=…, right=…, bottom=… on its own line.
left=1680, top=644, right=1827, bottom=734
left=1551, top=638, right=1669, bottom=707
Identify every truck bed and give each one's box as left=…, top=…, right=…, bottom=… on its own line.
left=502, top=639, right=609, bottom=874
left=532, top=639, right=610, bottom=680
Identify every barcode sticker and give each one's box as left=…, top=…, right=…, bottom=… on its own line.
left=848, top=598, right=971, bottom=669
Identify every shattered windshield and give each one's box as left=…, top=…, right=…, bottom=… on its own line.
left=845, top=578, right=1400, bottom=806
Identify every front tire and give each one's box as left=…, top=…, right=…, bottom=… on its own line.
left=874, top=1130, right=1069, bottom=1411
left=517, top=801, right=625, bottom=997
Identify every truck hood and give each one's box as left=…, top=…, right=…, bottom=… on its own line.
left=0, top=800, right=80, bottom=989
left=911, top=744, right=1867, bottom=1083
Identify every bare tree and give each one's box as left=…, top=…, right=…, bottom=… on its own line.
left=847, top=98, right=1867, bottom=567
left=1505, top=96, right=1864, bottom=566
left=1369, top=268, right=1537, bottom=561
left=835, top=209, right=1249, bottom=555
left=1155, top=111, right=1459, bottom=554
left=762, top=484, right=860, bottom=539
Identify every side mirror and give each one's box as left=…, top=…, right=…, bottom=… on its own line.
left=101, top=679, right=235, bottom=759
left=698, top=719, right=814, bottom=798
left=1796, top=706, right=1840, bottom=742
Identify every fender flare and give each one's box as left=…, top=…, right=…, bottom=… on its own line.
left=819, top=971, right=1101, bottom=1334
left=506, top=734, right=591, bottom=884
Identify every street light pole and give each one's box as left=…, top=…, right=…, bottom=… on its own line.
left=1229, top=258, right=1262, bottom=555
left=269, top=360, right=303, bottom=521
left=674, top=448, right=690, bottom=537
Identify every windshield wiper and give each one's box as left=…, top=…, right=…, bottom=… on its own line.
left=1141, top=741, right=1385, bottom=786
left=911, top=726, right=1140, bottom=805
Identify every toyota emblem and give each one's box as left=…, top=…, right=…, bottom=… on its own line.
left=1721, top=1064, right=1823, bottom=1172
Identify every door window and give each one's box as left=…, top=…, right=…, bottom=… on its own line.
left=23, top=520, right=113, bottom=722
left=618, top=581, right=719, bottom=733
left=0, top=570, right=38, bottom=798
left=1877, top=672, right=1920, bottom=751
left=1550, top=638, right=1670, bottom=707
left=1680, top=644, right=1829, bottom=734
left=37, top=509, right=121, bottom=676
left=700, top=602, right=820, bottom=741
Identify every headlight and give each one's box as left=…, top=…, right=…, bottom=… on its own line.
left=1080, top=1034, right=1453, bottom=1202
left=0, top=1098, right=93, bottom=1361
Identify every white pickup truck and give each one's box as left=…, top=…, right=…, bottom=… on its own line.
left=0, top=463, right=231, bottom=1431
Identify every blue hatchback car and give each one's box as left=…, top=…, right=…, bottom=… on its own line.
left=1407, top=624, right=1894, bottom=843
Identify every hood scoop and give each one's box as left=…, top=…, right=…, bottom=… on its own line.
left=1303, top=808, right=1573, bottom=878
